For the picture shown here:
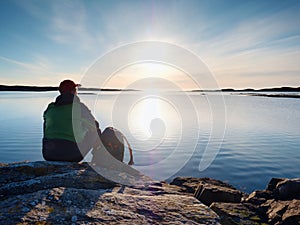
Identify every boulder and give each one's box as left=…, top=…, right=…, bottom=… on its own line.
left=0, top=161, right=117, bottom=199
left=265, top=177, right=300, bottom=200
left=170, top=176, right=204, bottom=194
left=0, top=161, right=220, bottom=224
left=281, top=199, right=300, bottom=225
left=267, top=178, right=287, bottom=192
left=210, top=202, right=266, bottom=225
left=195, top=184, right=243, bottom=206
left=170, top=176, right=244, bottom=206
left=248, top=178, right=300, bottom=225
left=275, top=178, right=300, bottom=200
left=2, top=161, right=299, bottom=225
left=171, top=177, right=237, bottom=194
left=173, top=177, right=300, bottom=225
left=0, top=186, right=221, bottom=224
left=243, top=190, right=273, bottom=205
left=193, top=180, right=244, bottom=206
left=262, top=199, right=300, bottom=225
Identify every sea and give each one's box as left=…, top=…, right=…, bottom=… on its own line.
left=0, top=91, right=299, bottom=193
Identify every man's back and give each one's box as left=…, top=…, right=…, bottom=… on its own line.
left=44, top=94, right=87, bottom=143
left=42, top=80, right=100, bottom=162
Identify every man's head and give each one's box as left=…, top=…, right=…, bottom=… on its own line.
left=59, top=80, right=79, bottom=94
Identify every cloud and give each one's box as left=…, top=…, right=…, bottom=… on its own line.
left=49, top=1, right=97, bottom=51
left=6, top=1, right=300, bottom=88
left=14, top=0, right=104, bottom=53
left=190, top=6, right=300, bottom=88
left=0, top=56, right=49, bottom=73
left=0, top=56, right=80, bottom=85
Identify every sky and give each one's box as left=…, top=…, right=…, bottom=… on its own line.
left=0, top=0, right=300, bottom=90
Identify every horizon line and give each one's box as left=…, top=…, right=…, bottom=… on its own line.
left=0, top=84, right=300, bottom=92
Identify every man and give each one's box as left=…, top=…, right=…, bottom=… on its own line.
left=43, top=79, right=101, bottom=162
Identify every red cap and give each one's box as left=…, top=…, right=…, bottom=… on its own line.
left=59, top=80, right=79, bottom=93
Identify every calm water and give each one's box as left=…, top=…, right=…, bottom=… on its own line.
left=0, top=91, right=299, bottom=192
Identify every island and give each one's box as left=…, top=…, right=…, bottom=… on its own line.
left=192, top=87, right=300, bottom=99
left=0, top=85, right=137, bottom=92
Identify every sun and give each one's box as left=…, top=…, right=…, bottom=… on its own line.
left=102, top=62, right=198, bottom=90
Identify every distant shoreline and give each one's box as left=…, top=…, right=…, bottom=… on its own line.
left=198, top=86, right=300, bottom=92
left=240, top=93, right=300, bottom=98
left=1, top=84, right=299, bottom=93
left=0, top=85, right=57, bottom=92
left=0, top=85, right=136, bottom=92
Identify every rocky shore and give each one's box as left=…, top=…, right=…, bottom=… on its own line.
left=0, top=161, right=299, bottom=224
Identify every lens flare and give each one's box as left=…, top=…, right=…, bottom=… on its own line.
left=75, top=41, right=226, bottom=185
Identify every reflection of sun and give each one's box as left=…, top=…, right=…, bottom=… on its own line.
left=129, top=97, right=162, bottom=139
left=128, top=96, right=181, bottom=141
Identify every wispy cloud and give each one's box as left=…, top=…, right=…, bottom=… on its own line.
left=190, top=6, right=300, bottom=88
left=49, top=1, right=97, bottom=51
left=4, top=1, right=300, bottom=88
left=0, top=56, right=80, bottom=85
left=0, top=56, right=50, bottom=73
left=15, top=0, right=104, bottom=53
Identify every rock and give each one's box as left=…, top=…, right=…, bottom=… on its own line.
left=171, top=177, right=237, bottom=195
left=267, top=178, right=287, bottom=192
left=281, top=199, right=300, bottom=225
left=244, top=190, right=273, bottom=205
left=172, top=177, right=300, bottom=225
left=210, top=202, right=266, bottom=225
left=0, top=161, right=117, bottom=199
left=1, top=161, right=299, bottom=225
left=262, top=199, right=300, bottom=225
left=170, top=176, right=245, bottom=207
left=276, top=178, right=300, bottom=200
left=170, top=177, right=203, bottom=193
left=0, top=186, right=221, bottom=224
left=263, top=199, right=286, bottom=224
left=0, top=161, right=220, bottom=224
left=194, top=181, right=244, bottom=206
left=266, top=177, right=300, bottom=200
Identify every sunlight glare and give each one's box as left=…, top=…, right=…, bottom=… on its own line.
left=128, top=96, right=181, bottom=144
left=103, top=62, right=199, bottom=90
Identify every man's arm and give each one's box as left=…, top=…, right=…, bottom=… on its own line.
left=80, top=103, right=101, bottom=134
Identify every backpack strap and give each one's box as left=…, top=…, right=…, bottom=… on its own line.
left=122, top=134, right=134, bottom=165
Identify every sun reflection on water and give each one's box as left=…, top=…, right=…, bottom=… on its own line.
left=128, top=95, right=182, bottom=151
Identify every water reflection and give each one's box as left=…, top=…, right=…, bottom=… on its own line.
left=0, top=91, right=299, bottom=192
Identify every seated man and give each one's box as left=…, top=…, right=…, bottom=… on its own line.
left=42, top=79, right=101, bottom=162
